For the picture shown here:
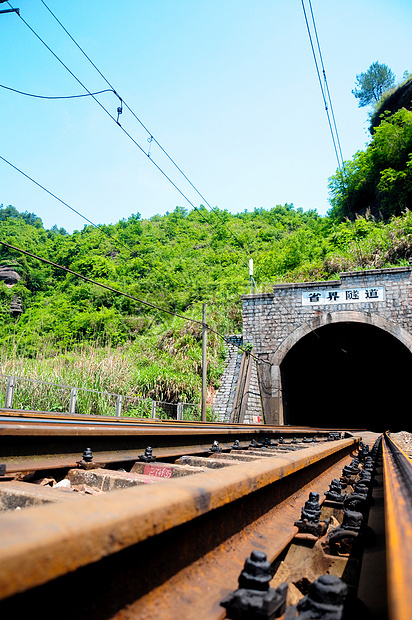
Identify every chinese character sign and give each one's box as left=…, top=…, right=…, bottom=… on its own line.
left=302, top=287, right=384, bottom=306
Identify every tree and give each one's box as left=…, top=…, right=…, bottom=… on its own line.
left=328, top=109, right=412, bottom=220
left=352, top=62, right=395, bottom=107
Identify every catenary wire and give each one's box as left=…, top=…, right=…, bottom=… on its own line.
left=6, top=4, right=273, bottom=340
left=300, top=0, right=342, bottom=170
left=32, top=0, right=248, bottom=252
left=301, top=0, right=357, bottom=230
left=2, top=9, right=226, bottom=282
left=0, top=149, right=253, bottom=355
left=0, top=149, right=241, bottom=280
left=4, top=2, right=249, bottom=264
left=2, top=4, right=326, bottom=386
left=40, top=0, right=216, bottom=211
left=9, top=1, right=247, bottom=251
left=1, top=43, right=313, bottom=357
left=0, top=83, right=114, bottom=99
left=0, top=153, right=184, bottom=300
left=307, top=0, right=344, bottom=168
left=304, top=0, right=357, bottom=221
left=0, top=154, right=102, bottom=229
left=5, top=2, right=200, bottom=211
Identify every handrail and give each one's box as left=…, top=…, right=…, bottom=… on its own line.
left=0, top=373, right=202, bottom=419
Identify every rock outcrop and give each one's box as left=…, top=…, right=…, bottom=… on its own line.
left=0, top=266, right=23, bottom=316
left=0, top=266, right=21, bottom=287
left=371, top=77, right=412, bottom=131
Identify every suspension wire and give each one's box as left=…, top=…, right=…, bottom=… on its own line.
left=5, top=1, right=244, bottom=264
left=24, top=0, right=247, bottom=251
left=0, top=153, right=185, bottom=301
left=5, top=0, right=250, bottom=316
left=0, top=148, right=241, bottom=282
left=300, top=0, right=342, bottom=170
left=0, top=155, right=102, bottom=229
left=4, top=4, right=204, bottom=210
left=0, top=147, right=253, bottom=355
left=301, top=0, right=357, bottom=223
left=306, top=1, right=359, bottom=222
left=0, top=83, right=114, bottom=99
left=0, top=239, right=271, bottom=366
left=41, top=0, right=215, bottom=210
left=307, top=0, right=344, bottom=168
left=0, top=4, right=329, bottom=387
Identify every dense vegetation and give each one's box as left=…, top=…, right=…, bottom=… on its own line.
left=331, top=70, right=412, bottom=221
left=328, top=108, right=412, bottom=220
left=2, top=197, right=412, bottom=407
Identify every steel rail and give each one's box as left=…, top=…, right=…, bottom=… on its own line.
left=0, top=438, right=358, bottom=619
left=0, top=411, right=344, bottom=474
left=0, top=408, right=329, bottom=430
left=382, top=432, right=412, bottom=620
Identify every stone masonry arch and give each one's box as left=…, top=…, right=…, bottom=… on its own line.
left=270, top=311, right=412, bottom=426
left=273, top=311, right=412, bottom=365
left=242, top=267, right=412, bottom=429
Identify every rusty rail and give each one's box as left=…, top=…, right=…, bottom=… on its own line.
left=0, top=410, right=338, bottom=474
left=0, top=438, right=358, bottom=619
left=382, top=432, right=412, bottom=620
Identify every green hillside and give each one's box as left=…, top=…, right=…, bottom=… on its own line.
left=1, top=199, right=412, bottom=407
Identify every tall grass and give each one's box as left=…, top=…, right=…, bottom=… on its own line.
left=0, top=301, right=234, bottom=415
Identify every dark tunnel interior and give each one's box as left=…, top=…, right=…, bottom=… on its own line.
left=280, top=322, right=412, bottom=432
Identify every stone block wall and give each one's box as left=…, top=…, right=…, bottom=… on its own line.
left=242, top=357, right=264, bottom=424
left=242, top=267, right=412, bottom=354
left=213, top=335, right=243, bottom=422
left=241, top=266, right=412, bottom=425
left=213, top=335, right=264, bottom=424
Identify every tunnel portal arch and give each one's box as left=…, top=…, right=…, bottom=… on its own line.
left=280, top=319, right=412, bottom=432
left=241, top=267, right=412, bottom=431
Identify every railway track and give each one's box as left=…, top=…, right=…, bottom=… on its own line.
left=0, top=409, right=333, bottom=474
left=0, top=412, right=409, bottom=619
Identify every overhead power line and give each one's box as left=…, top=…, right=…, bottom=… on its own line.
left=39, top=0, right=247, bottom=250
left=40, top=1, right=215, bottom=209
left=5, top=3, right=201, bottom=209
left=0, top=152, right=189, bottom=303
left=0, top=154, right=102, bottom=229
left=0, top=83, right=114, bottom=99
left=7, top=1, right=247, bottom=251
left=300, top=0, right=344, bottom=170
left=306, top=0, right=344, bottom=168
left=4, top=5, right=239, bottom=257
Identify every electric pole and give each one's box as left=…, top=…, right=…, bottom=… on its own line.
left=201, top=303, right=207, bottom=422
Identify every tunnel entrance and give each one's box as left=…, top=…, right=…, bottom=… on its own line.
left=280, top=321, right=412, bottom=432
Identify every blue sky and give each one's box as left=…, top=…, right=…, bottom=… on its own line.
left=1, top=0, right=411, bottom=232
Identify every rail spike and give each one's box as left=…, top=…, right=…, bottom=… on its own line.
left=294, top=491, right=328, bottom=537
left=210, top=440, right=222, bottom=453
left=323, top=508, right=367, bottom=556
left=324, top=478, right=346, bottom=505
left=284, top=574, right=348, bottom=619
left=220, top=550, right=288, bottom=620
left=138, top=446, right=156, bottom=462
left=77, top=447, right=97, bottom=470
